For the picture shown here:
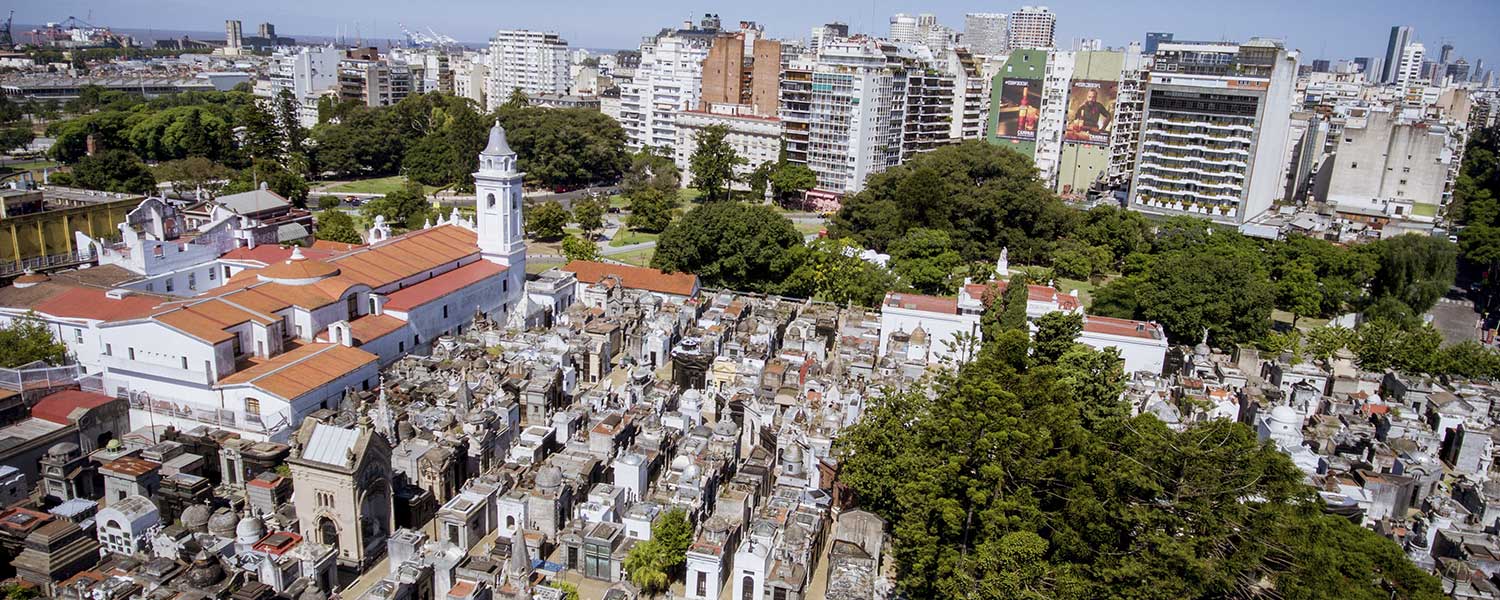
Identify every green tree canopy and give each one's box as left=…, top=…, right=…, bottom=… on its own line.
left=1368, top=234, right=1457, bottom=315
left=525, top=200, right=569, bottom=240
left=69, top=149, right=157, bottom=194
left=494, top=103, right=629, bottom=188
left=360, top=181, right=433, bottom=230
left=626, top=187, right=677, bottom=233
left=777, top=238, right=901, bottom=308
left=572, top=197, right=605, bottom=237
left=652, top=202, right=803, bottom=292
left=887, top=228, right=965, bottom=295
left=154, top=156, right=232, bottom=199
left=687, top=124, right=743, bottom=202
left=560, top=235, right=600, bottom=262
left=315, top=210, right=363, bottom=245
left=0, top=313, right=70, bottom=368
left=830, top=141, right=1075, bottom=262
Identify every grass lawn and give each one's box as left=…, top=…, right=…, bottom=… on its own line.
left=609, top=229, right=659, bottom=247
left=794, top=221, right=826, bottom=236
left=1271, top=309, right=1332, bottom=330
left=608, top=194, right=630, bottom=209
left=326, top=176, right=440, bottom=195
left=613, top=247, right=655, bottom=267
left=1055, top=277, right=1097, bottom=305
left=6, top=159, right=59, bottom=171
left=526, top=258, right=565, bottom=274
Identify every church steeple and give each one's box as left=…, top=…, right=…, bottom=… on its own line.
left=473, top=121, right=527, bottom=316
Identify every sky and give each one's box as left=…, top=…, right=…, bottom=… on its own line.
left=13, top=0, right=1500, bottom=69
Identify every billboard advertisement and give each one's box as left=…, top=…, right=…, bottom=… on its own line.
left=1064, top=80, right=1118, bottom=145
left=994, top=78, right=1040, bottom=141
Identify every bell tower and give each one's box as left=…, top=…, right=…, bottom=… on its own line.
left=473, top=122, right=527, bottom=286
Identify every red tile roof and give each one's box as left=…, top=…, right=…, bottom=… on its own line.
left=216, top=342, right=377, bottom=400
left=310, top=239, right=362, bottom=252
left=31, top=390, right=116, bottom=425
left=384, top=260, right=506, bottom=312
left=1081, top=315, right=1165, bottom=341
left=347, top=313, right=408, bottom=344
left=562, top=260, right=699, bottom=297
left=882, top=292, right=959, bottom=314
left=32, top=286, right=164, bottom=322
left=963, top=281, right=1082, bottom=311
left=220, top=244, right=340, bottom=265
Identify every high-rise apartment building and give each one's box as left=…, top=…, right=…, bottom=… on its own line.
left=1395, top=42, right=1426, bottom=88
left=780, top=39, right=904, bottom=197
left=1008, top=6, right=1056, bottom=50
left=1144, top=32, right=1173, bottom=55
left=1381, top=26, right=1413, bottom=84
left=809, top=22, right=849, bottom=55
left=889, top=14, right=919, bottom=44
left=224, top=20, right=243, bottom=56
left=1128, top=39, right=1299, bottom=225
left=984, top=46, right=1146, bottom=194
left=616, top=18, right=722, bottom=150
left=1324, top=106, right=1461, bottom=226
left=699, top=33, right=781, bottom=117
left=963, top=13, right=1007, bottom=56
left=263, top=45, right=343, bottom=127
left=484, top=29, right=570, bottom=111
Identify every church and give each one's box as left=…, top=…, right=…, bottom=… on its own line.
left=0, top=123, right=530, bottom=444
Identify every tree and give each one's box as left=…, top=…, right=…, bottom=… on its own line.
left=274, top=88, right=307, bottom=161
left=360, top=181, right=433, bottom=230
left=69, top=150, right=157, bottom=194
left=621, top=147, right=680, bottom=199
left=653, top=508, right=693, bottom=570
left=831, top=141, right=1075, bottom=262
left=652, top=202, right=803, bottom=292
left=1369, top=234, right=1458, bottom=315
left=526, top=200, right=569, bottom=240
left=315, top=210, right=363, bottom=244
left=560, top=235, right=600, bottom=262
left=494, top=103, right=629, bottom=188
left=1032, top=311, right=1083, bottom=365
left=626, top=187, right=677, bottom=233
left=154, top=156, right=232, bottom=199
left=572, top=197, right=605, bottom=238
left=1277, top=258, right=1322, bottom=326
left=996, top=275, right=1032, bottom=334
left=747, top=162, right=773, bottom=201
left=887, top=228, right=965, bottom=295
left=623, top=540, right=670, bottom=596
left=1132, top=245, right=1275, bottom=344
left=769, top=162, right=817, bottom=203
left=778, top=238, right=901, bottom=307
left=0, top=313, right=70, bottom=368
left=688, top=125, right=743, bottom=202
left=0, top=127, right=33, bottom=152
left=833, top=318, right=1443, bottom=600
left=549, top=582, right=579, bottom=600
left=221, top=160, right=309, bottom=207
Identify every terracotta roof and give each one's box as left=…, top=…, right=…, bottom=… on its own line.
left=332, top=225, right=479, bottom=289
left=384, top=260, right=505, bottom=312
left=102, top=456, right=160, bottom=478
left=964, top=282, right=1082, bottom=311
left=562, top=260, right=699, bottom=297
left=883, top=292, right=959, bottom=314
left=220, top=244, right=340, bottom=265
left=1081, top=315, right=1165, bottom=341
left=32, top=286, right=164, bottom=321
left=347, top=314, right=407, bottom=344
left=310, top=239, right=362, bottom=252
left=31, top=390, right=116, bottom=425
left=152, top=298, right=276, bottom=344
left=256, top=256, right=341, bottom=281
left=216, top=342, right=377, bottom=400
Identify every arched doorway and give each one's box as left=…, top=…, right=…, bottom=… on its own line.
left=317, top=516, right=339, bottom=550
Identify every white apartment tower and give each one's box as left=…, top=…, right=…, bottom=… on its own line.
left=485, top=29, right=570, bottom=111
left=616, top=26, right=717, bottom=150
left=964, top=13, right=1008, bottom=56
left=779, top=40, right=904, bottom=196
left=474, top=122, right=528, bottom=297
left=1128, top=39, right=1299, bottom=225
left=889, top=14, right=919, bottom=44
left=1395, top=42, right=1426, bottom=89
left=1008, top=6, right=1056, bottom=50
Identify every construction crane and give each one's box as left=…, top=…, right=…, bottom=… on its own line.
left=398, top=22, right=456, bottom=50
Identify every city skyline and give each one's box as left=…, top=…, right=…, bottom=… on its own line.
left=12, top=0, right=1500, bottom=67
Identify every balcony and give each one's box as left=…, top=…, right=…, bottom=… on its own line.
left=1142, top=138, right=1250, bottom=157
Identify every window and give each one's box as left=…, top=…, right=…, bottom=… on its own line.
left=128, top=347, right=135, bottom=360
left=245, top=397, right=260, bottom=415
left=1350, top=162, right=1357, bottom=169
left=742, top=576, right=755, bottom=600
left=153, top=246, right=165, bottom=258
left=232, top=336, right=243, bottom=356
left=208, top=268, right=216, bottom=281
left=697, top=573, right=707, bottom=597
left=181, top=356, right=188, bottom=369
left=188, top=273, right=197, bottom=290
left=399, top=341, right=405, bottom=352
left=224, top=266, right=232, bottom=279
left=443, top=305, right=449, bottom=319
left=316, top=491, right=335, bottom=507
left=165, top=278, right=174, bottom=293
left=487, top=193, right=496, bottom=208
left=104, top=344, right=112, bottom=356
left=74, top=328, right=83, bottom=343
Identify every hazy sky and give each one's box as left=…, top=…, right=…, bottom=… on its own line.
left=14, top=0, right=1499, bottom=67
